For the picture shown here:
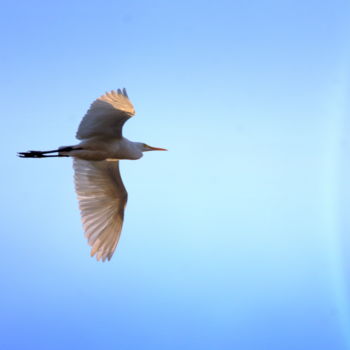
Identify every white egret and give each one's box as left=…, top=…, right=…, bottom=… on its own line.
left=19, top=89, right=167, bottom=262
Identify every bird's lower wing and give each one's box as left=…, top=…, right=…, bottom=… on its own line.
left=73, top=158, right=128, bottom=262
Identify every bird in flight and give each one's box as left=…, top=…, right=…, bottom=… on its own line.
left=19, top=89, right=167, bottom=262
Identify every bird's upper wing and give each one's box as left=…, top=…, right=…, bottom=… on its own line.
left=76, top=89, right=135, bottom=140
left=73, top=158, right=128, bottom=262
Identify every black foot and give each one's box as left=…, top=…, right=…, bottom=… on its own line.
left=18, top=151, right=69, bottom=158
left=18, top=151, right=46, bottom=158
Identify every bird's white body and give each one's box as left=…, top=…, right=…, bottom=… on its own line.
left=61, top=137, right=144, bottom=161
left=19, top=88, right=166, bottom=262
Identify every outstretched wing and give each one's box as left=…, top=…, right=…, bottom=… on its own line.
left=76, top=88, right=135, bottom=140
left=73, top=158, right=128, bottom=262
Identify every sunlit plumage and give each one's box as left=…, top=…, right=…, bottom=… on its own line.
left=19, top=89, right=166, bottom=262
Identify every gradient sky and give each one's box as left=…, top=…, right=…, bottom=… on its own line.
left=1, top=0, right=350, bottom=349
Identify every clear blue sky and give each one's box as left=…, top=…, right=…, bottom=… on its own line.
left=1, top=0, right=350, bottom=349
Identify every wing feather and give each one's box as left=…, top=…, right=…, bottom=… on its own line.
left=76, top=89, right=135, bottom=140
left=73, top=158, right=128, bottom=261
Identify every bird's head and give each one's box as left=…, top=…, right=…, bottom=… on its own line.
left=140, top=143, right=167, bottom=152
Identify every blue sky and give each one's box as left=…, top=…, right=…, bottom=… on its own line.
left=1, top=0, right=350, bottom=349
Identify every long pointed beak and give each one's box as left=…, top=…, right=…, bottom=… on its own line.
left=148, top=146, right=168, bottom=151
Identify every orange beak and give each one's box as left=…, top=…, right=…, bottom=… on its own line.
left=148, top=146, right=168, bottom=151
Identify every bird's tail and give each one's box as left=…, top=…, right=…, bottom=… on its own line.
left=18, top=146, right=79, bottom=158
